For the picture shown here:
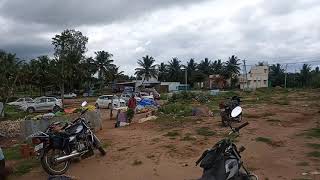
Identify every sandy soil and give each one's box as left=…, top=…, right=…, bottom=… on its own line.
left=15, top=91, right=320, bottom=180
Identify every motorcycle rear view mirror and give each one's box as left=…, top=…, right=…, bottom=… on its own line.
left=81, top=101, right=88, bottom=107
left=231, top=106, right=242, bottom=118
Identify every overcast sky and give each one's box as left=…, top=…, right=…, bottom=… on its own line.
left=1, top=0, right=320, bottom=75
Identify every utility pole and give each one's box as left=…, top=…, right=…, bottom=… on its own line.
left=284, top=64, right=288, bottom=88
left=243, top=59, right=249, bottom=90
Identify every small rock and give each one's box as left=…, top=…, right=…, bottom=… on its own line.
left=196, top=121, right=201, bottom=124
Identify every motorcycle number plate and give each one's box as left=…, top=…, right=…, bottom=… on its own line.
left=34, top=143, right=43, bottom=152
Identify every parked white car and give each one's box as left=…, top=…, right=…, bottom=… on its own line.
left=21, top=97, right=62, bottom=113
left=95, top=95, right=126, bottom=109
left=120, top=93, right=141, bottom=103
left=64, top=93, right=77, bottom=99
left=7, top=97, right=33, bottom=107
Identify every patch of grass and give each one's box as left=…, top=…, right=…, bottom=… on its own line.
left=3, top=105, right=28, bottom=120
left=151, top=138, right=160, bottom=142
left=146, top=154, right=155, bottom=159
left=306, top=143, right=320, bottom=149
left=3, top=145, right=21, bottom=160
left=118, top=147, right=130, bottom=151
left=164, top=131, right=180, bottom=137
left=267, top=118, right=281, bottom=122
left=243, top=113, right=261, bottom=118
left=303, top=128, right=320, bottom=138
left=181, top=133, right=196, bottom=141
left=307, top=151, right=320, bottom=158
left=101, top=140, right=112, bottom=149
left=296, top=162, right=309, bottom=166
left=13, top=158, right=38, bottom=176
left=162, top=144, right=176, bottom=150
left=132, top=160, right=143, bottom=166
left=255, top=137, right=272, bottom=144
left=196, top=127, right=215, bottom=136
left=273, top=99, right=289, bottom=105
left=155, top=114, right=194, bottom=128
left=262, top=112, right=275, bottom=117
left=159, top=102, right=192, bottom=117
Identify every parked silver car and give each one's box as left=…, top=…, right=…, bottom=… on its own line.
left=21, top=97, right=62, bottom=113
left=95, top=95, right=126, bottom=109
left=7, top=97, right=33, bottom=107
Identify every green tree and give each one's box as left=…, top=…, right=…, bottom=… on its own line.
left=187, top=58, right=197, bottom=86
left=52, top=29, right=88, bottom=106
left=167, top=57, right=182, bottom=82
left=223, top=55, right=241, bottom=88
left=158, top=62, right=168, bottom=82
left=91, top=51, right=115, bottom=93
left=0, top=50, right=23, bottom=116
left=135, top=55, right=158, bottom=83
left=299, top=64, right=311, bottom=87
left=198, top=58, right=212, bottom=76
left=269, top=64, right=285, bottom=87
left=211, top=59, right=223, bottom=75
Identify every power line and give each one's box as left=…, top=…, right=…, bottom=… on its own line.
left=245, top=59, right=320, bottom=66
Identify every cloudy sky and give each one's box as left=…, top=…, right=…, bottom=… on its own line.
left=1, top=0, right=320, bottom=74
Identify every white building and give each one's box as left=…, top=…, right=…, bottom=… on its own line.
left=239, top=65, right=269, bottom=89
left=160, top=82, right=181, bottom=92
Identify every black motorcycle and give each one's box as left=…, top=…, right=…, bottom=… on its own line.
left=30, top=101, right=106, bottom=175
left=220, top=96, right=242, bottom=127
left=196, top=120, right=258, bottom=180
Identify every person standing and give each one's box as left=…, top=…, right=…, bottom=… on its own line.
left=127, top=95, right=137, bottom=123
left=0, top=147, right=11, bottom=180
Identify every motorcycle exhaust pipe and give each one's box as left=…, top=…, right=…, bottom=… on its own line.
left=55, top=151, right=82, bottom=163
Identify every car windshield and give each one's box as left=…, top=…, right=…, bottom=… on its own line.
left=16, top=98, right=23, bottom=102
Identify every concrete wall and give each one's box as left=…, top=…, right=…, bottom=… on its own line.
left=160, top=82, right=180, bottom=92
left=20, top=110, right=102, bottom=140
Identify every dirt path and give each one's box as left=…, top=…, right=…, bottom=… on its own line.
left=18, top=98, right=320, bottom=180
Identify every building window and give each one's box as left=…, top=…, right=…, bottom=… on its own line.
left=264, top=69, right=267, bottom=73
left=250, top=74, right=252, bottom=77
left=254, top=80, right=256, bottom=83
left=248, top=80, right=251, bottom=85
left=264, top=80, right=267, bottom=85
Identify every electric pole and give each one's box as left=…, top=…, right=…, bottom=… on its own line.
left=243, top=59, right=249, bottom=90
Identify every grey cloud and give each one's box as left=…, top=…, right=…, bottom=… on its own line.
left=0, top=0, right=205, bottom=26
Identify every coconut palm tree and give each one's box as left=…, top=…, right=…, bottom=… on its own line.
left=299, top=64, right=311, bottom=87
left=198, top=58, right=212, bottom=76
left=91, top=51, right=115, bottom=93
left=135, top=55, right=158, bottom=82
left=269, top=63, right=285, bottom=87
left=167, top=57, right=182, bottom=82
left=158, top=62, right=168, bottom=82
left=223, top=55, right=241, bottom=78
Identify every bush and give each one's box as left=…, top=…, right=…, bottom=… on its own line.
left=159, top=102, right=192, bottom=117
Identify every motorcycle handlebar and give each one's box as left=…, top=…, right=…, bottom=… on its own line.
left=235, top=122, right=249, bottom=132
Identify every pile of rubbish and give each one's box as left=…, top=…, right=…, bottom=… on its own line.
left=0, top=119, right=23, bottom=137
left=136, top=98, right=159, bottom=113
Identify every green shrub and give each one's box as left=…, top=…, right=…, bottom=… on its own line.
left=196, top=127, right=215, bottom=136
left=159, top=102, right=192, bottom=117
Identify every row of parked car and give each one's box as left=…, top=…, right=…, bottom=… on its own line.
left=7, top=90, right=160, bottom=113
left=8, top=97, right=62, bottom=113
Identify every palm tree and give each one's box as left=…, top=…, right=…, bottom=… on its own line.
left=158, top=62, right=168, bottom=82
left=167, top=57, right=182, bottom=82
left=92, top=51, right=114, bottom=93
left=269, top=64, right=285, bottom=87
left=198, top=58, right=212, bottom=75
left=211, top=59, right=223, bottom=75
left=300, top=64, right=311, bottom=87
left=187, top=58, right=197, bottom=86
left=223, top=55, right=241, bottom=78
left=135, top=55, right=158, bottom=83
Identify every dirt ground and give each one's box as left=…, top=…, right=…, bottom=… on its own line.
left=13, top=90, right=320, bottom=180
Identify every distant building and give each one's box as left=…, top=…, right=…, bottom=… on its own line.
left=160, top=82, right=181, bottom=92
left=208, top=74, right=228, bottom=89
left=239, top=65, right=269, bottom=89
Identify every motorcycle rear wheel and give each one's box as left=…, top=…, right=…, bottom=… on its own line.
left=40, top=149, right=70, bottom=175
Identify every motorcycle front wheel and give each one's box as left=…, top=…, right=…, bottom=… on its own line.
left=40, top=148, right=70, bottom=175
left=93, top=135, right=106, bottom=156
